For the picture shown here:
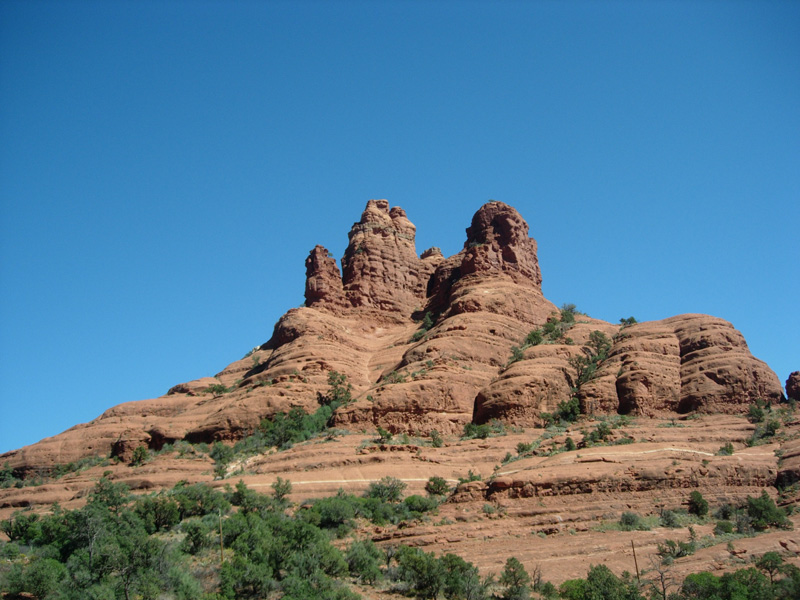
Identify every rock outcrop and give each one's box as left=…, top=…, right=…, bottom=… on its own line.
left=474, top=314, right=783, bottom=426
left=787, top=371, right=800, bottom=402
left=0, top=200, right=785, bottom=475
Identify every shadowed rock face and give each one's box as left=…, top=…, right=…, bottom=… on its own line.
left=0, top=200, right=784, bottom=474
left=787, top=371, right=800, bottom=402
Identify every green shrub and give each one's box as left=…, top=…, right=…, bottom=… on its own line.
left=429, top=429, right=443, bottom=448
left=0, top=462, right=17, bottom=487
left=320, top=370, right=353, bottom=406
left=181, top=519, right=211, bottom=554
left=457, top=470, right=482, bottom=485
left=569, top=331, right=611, bottom=391
left=560, top=304, right=578, bottom=322
left=541, top=397, right=581, bottom=427
left=688, top=491, right=709, bottom=517
left=425, top=476, right=450, bottom=497
left=1, top=510, right=40, bottom=543
left=404, top=495, right=439, bottom=515
left=516, top=442, right=534, bottom=454
left=171, top=481, right=230, bottom=520
left=748, top=403, right=765, bottom=423
left=462, top=422, right=491, bottom=440
left=130, top=445, right=149, bottom=466
left=657, top=538, right=696, bottom=561
left=560, top=578, right=588, bottom=600
left=134, top=493, right=181, bottom=533
left=587, top=421, right=612, bottom=445
left=306, top=495, right=358, bottom=533
left=382, top=370, right=406, bottom=384
left=660, top=509, right=681, bottom=528
left=748, top=419, right=781, bottom=446
left=20, top=557, right=67, bottom=599
left=396, top=546, right=446, bottom=599
left=714, top=520, right=734, bottom=535
left=346, top=539, right=382, bottom=584
left=525, top=329, right=544, bottom=346
left=508, top=345, right=525, bottom=365
left=619, top=511, right=646, bottom=531
left=717, top=442, right=734, bottom=456
left=206, top=382, right=230, bottom=396
left=746, top=490, right=791, bottom=530
left=441, top=553, right=489, bottom=600
left=376, top=426, right=393, bottom=443
left=499, top=556, right=531, bottom=600
left=365, top=476, right=407, bottom=503
left=714, top=503, right=735, bottom=520
left=271, top=476, right=292, bottom=503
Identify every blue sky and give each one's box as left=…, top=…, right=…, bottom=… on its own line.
left=1, top=0, right=798, bottom=454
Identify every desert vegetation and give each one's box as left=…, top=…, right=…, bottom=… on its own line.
left=2, top=475, right=798, bottom=600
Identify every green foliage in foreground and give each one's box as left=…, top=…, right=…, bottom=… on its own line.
left=2, top=477, right=798, bottom=600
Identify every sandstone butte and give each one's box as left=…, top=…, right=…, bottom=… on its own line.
left=2, top=200, right=799, bottom=585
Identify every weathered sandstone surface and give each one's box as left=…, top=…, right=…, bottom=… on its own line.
left=1, top=200, right=786, bottom=476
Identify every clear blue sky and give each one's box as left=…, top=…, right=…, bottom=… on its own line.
left=1, top=0, right=798, bottom=454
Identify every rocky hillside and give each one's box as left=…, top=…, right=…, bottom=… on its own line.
left=0, top=200, right=786, bottom=475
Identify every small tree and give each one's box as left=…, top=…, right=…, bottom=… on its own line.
left=323, top=370, right=352, bottom=406
left=584, top=564, right=631, bottom=600
left=755, top=551, right=783, bottom=584
left=508, top=345, right=524, bottom=365
left=271, top=476, right=292, bottom=503
left=425, top=476, right=450, bottom=497
left=181, top=519, right=210, bottom=554
left=442, top=553, right=488, bottom=600
left=346, top=539, right=383, bottom=584
left=499, top=556, right=531, bottom=600
left=21, top=558, right=67, bottom=599
left=747, top=490, right=790, bottom=530
left=130, top=445, right=148, bottom=466
left=619, top=512, right=644, bottom=531
left=206, top=383, right=229, bottom=397
left=376, top=427, right=393, bottom=444
left=397, top=546, right=446, bottom=600
left=525, top=329, right=544, bottom=346
left=688, top=491, right=709, bottom=517
left=365, top=476, right=407, bottom=503
left=430, top=429, right=443, bottom=448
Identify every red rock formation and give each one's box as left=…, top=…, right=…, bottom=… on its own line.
left=474, top=314, right=784, bottom=426
left=461, top=200, right=542, bottom=286
left=0, top=200, right=785, bottom=474
left=787, top=371, right=800, bottom=402
left=340, top=200, right=435, bottom=315
left=304, top=245, right=346, bottom=309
